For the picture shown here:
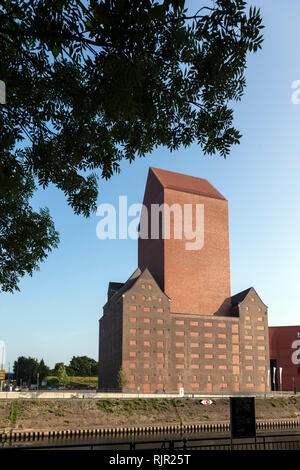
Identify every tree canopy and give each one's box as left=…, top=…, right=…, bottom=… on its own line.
left=0, top=0, right=264, bottom=292
left=53, top=356, right=98, bottom=376
left=13, top=356, right=50, bottom=385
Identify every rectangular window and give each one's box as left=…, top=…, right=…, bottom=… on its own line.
left=191, top=342, right=199, bottom=348
left=143, top=307, right=150, bottom=312
left=176, top=320, right=184, bottom=325
left=176, top=342, right=184, bottom=347
left=157, top=319, right=164, bottom=324
left=157, top=341, right=163, bottom=347
left=129, top=340, right=136, bottom=346
left=144, top=352, right=150, bottom=357
left=190, top=321, right=198, bottom=326
left=176, top=353, right=184, bottom=358
left=129, top=328, right=136, bottom=334
left=129, top=317, right=137, bottom=322
left=175, top=331, right=184, bottom=336
left=204, top=322, right=212, bottom=327
left=130, top=306, right=137, bottom=311
left=157, top=308, right=164, bottom=313
left=144, top=318, right=150, bottom=323
left=176, top=364, right=184, bottom=369
left=190, top=332, right=199, bottom=337
left=144, top=329, right=150, bottom=335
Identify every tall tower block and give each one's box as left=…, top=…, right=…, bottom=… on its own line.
left=138, top=167, right=231, bottom=316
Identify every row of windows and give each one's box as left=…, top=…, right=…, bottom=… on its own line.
left=128, top=374, right=266, bottom=383
left=131, top=295, right=163, bottom=302
left=127, top=362, right=267, bottom=370
left=127, top=383, right=266, bottom=391
left=129, top=317, right=265, bottom=333
left=129, top=334, right=266, bottom=348
left=130, top=307, right=164, bottom=312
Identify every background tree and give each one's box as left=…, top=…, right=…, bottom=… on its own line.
left=52, top=362, right=66, bottom=376
left=13, top=356, right=49, bottom=386
left=0, top=0, right=264, bottom=292
left=57, top=363, right=69, bottom=388
left=37, top=359, right=50, bottom=383
left=67, top=356, right=98, bottom=376
left=117, top=367, right=128, bottom=390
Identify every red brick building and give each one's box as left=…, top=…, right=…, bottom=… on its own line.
left=98, top=167, right=271, bottom=393
left=269, top=326, right=300, bottom=392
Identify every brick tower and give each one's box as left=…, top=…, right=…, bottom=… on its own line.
left=138, top=167, right=231, bottom=316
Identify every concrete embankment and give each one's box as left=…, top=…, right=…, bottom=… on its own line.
left=0, top=396, right=300, bottom=443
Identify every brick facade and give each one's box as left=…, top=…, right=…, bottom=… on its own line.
left=98, top=167, right=271, bottom=393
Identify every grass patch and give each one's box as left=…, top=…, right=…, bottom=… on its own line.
left=8, top=402, right=18, bottom=425
left=45, top=376, right=98, bottom=388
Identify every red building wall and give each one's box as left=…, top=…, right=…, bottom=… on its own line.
left=269, top=326, right=300, bottom=392
left=138, top=167, right=231, bottom=316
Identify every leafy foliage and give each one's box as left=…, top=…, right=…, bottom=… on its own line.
left=52, top=356, right=98, bottom=376
left=57, top=363, right=69, bottom=387
left=13, top=356, right=50, bottom=385
left=0, top=0, right=264, bottom=291
left=117, top=366, right=128, bottom=390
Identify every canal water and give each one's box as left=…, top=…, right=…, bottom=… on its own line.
left=2, top=427, right=300, bottom=449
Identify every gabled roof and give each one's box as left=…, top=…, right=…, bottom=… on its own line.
left=230, top=287, right=267, bottom=308
left=107, top=282, right=125, bottom=300
left=230, top=288, right=252, bottom=307
left=107, top=268, right=142, bottom=304
left=105, top=267, right=168, bottom=306
left=149, top=167, right=226, bottom=201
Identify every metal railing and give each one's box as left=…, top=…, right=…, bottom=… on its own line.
left=1, top=432, right=300, bottom=451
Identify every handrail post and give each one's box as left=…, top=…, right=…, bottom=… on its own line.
left=183, top=438, right=187, bottom=451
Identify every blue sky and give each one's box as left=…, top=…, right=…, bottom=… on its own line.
left=1, top=0, right=300, bottom=370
